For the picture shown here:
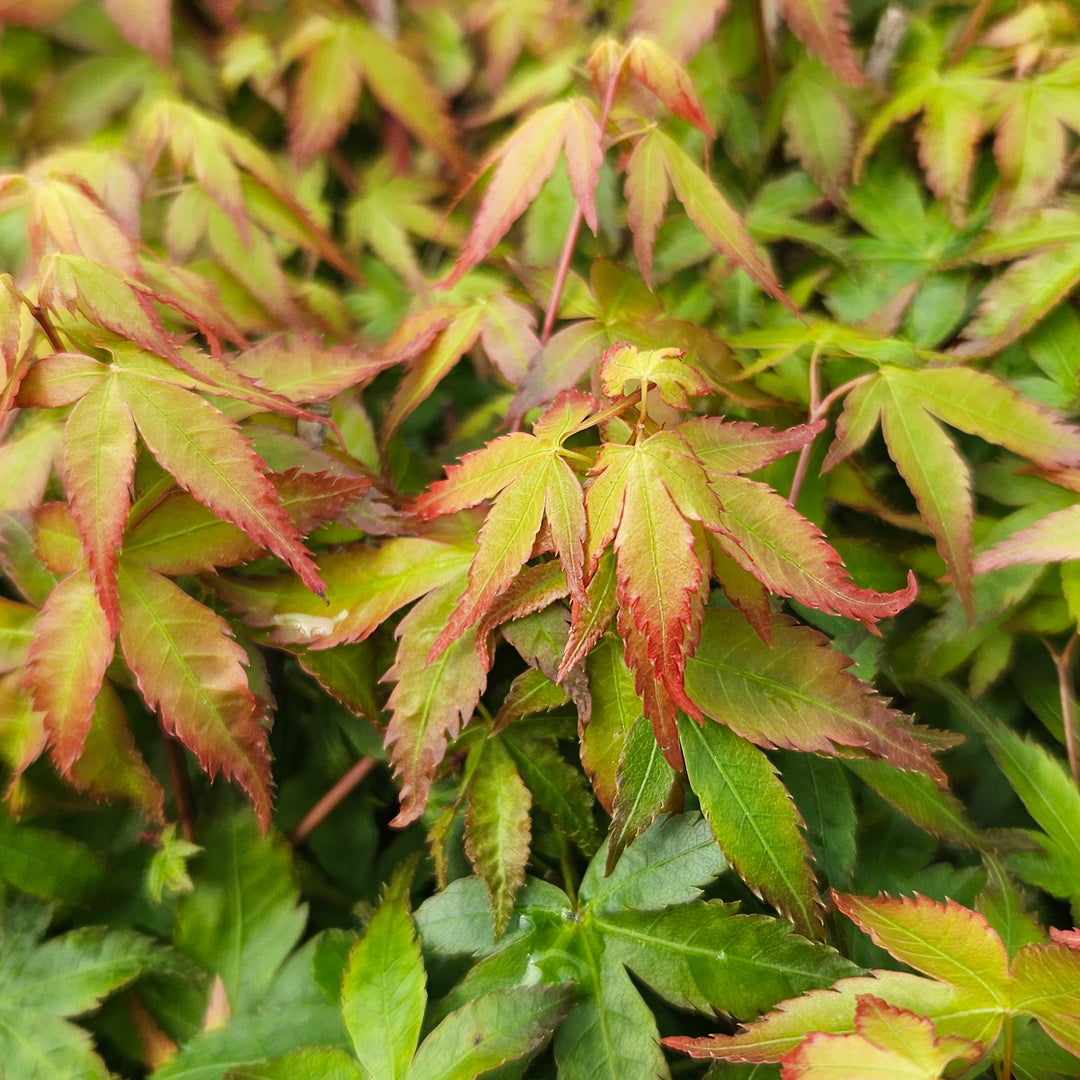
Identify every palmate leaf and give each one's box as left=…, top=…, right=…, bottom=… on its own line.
left=441, top=98, right=602, bottom=289
left=584, top=430, right=721, bottom=765
left=774, top=0, right=862, bottom=86
left=782, top=995, right=982, bottom=1079
left=685, top=611, right=946, bottom=784
left=118, top=561, right=274, bottom=829
left=824, top=365, right=1080, bottom=614
left=413, top=391, right=596, bottom=656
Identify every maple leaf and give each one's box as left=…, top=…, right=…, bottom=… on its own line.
left=681, top=416, right=917, bottom=632
left=782, top=995, right=982, bottom=1079
left=583, top=429, right=722, bottom=766
left=412, top=391, right=597, bottom=658
left=624, top=128, right=797, bottom=310
left=440, top=97, right=603, bottom=289
left=775, top=0, right=863, bottom=86
left=823, top=365, right=1080, bottom=615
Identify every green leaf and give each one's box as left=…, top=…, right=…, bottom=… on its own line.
left=342, top=880, right=425, bottom=1080
left=686, top=611, right=942, bottom=783
left=553, top=955, right=668, bottom=1080
left=176, top=807, right=307, bottom=1015
left=465, top=736, right=532, bottom=939
left=607, top=712, right=677, bottom=873
left=580, top=813, right=727, bottom=915
left=780, top=754, right=857, bottom=889
left=228, top=1047, right=364, bottom=1080
left=409, top=985, right=570, bottom=1080
left=679, top=715, right=822, bottom=938
left=598, top=902, right=860, bottom=1017
left=0, top=813, right=105, bottom=903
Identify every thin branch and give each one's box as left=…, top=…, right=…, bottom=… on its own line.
left=787, top=343, right=823, bottom=507
left=289, top=756, right=377, bottom=845
left=751, top=0, right=777, bottom=98
left=948, top=0, right=994, bottom=66
left=163, top=736, right=197, bottom=843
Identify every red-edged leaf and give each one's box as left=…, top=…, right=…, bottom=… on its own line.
left=626, top=36, right=713, bottom=135
left=708, top=474, right=917, bottom=629
left=781, top=994, right=982, bottom=1078
left=441, top=99, right=601, bottom=289
left=104, top=0, right=170, bottom=63
left=114, top=367, right=324, bottom=596
left=975, top=504, right=1080, bottom=571
left=833, top=891, right=1011, bottom=1002
left=600, top=343, right=711, bottom=408
left=384, top=578, right=487, bottom=827
left=67, top=679, right=165, bottom=821
left=630, top=0, right=729, bottom=62
left=686, top=610, right=947, bottom=784
left=24, top=570, right=114, bottom=773
left=624, top=131, right=670, bottom=290
left=1049, top=927, right=1080, bottom=950
left=118, top=561, right=273, bottom=828
left=288, top=17, right=365, bottom=166
left=653, top=131, right=799, bottom=314
left=0, top=670, right=48, bottom=791
left=560, top=547, right=618, bottom=679
left=476, top=561, right=570, bottom=667
left=478, top=294, right=541, bottom=384
left=775, top=0, right=863, bottom=86
left=0, top=414, right=62, bottom=515
left=39, top=253, right=182, bottom=363
left=62, top=375, right=136, bottom=631
left=586, top=432, right=720, bottom=759
left=17, top=352, right=108, bottom=409
left=681, top=416, right=824, bottom=475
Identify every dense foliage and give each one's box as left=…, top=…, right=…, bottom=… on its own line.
left=3, top=0, right=1080, bottom=1077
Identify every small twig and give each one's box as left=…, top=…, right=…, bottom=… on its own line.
left=948, top=0, right=994, bottom=66
left=787, top=344, right=823, bottom=507
left=1047, top=635, right=1079, bottom=787
left=289, top=756, right=377, bottom=845
left=751, top=0, right=778, bottom=98
left=163, top=737, right=197, bottom=842
left=540, top=55, right=625, bottom=344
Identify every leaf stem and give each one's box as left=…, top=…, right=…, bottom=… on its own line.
left=787, top=342, right=824, bottom=507
left=1047, top=635, right=1079, bottom=787
left=751, top=0, right=777, bottom=98
left=9, top=283, right=65, bottom=353
left=1000, top=1014, right=1014, bottom=1080
left=289, top=755, right=377, bottom=846
left=163, top=736, right=197, bottom=842
left=948, top=0, right=994, bottom=66
left=540, top=55, right=625, bottom=344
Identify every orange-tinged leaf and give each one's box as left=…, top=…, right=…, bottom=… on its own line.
left=382, top=304, right=485, bottom=447
left=833, top=892, right=1011, bottom=1003
left=782, top=995, right=982, bottom=1079
left=288, top=18, right=365, bottom=166
left=67, top=679, right=164, bottom=821
left=587, top=433, right=719, bottom=751
left=709, top=474, right=918, bottom=629
left=62, top=375, right=136, bottom=631
left=17, top=352, right=108, bottom=409
left=681, top=416, right=823, bottom=474
left=782, top=59, right=854, bottom=203
left=775, top=0, right=863, bottom=86
left=626, top=36, right=713, bottom=135
left=441, top=99, right=601, bottom=288
left=600, top=343, right=710, bottom=408
left=624, top=130, right=670, bottom=290
left=104, top=0, right=170, bottom=63
left=994, top=83, right=1067, bottom=219
left=0, top=413, right=63, bottom=515
left=118, top=561, right=273, bottom=828
left=349, top=19, right=465, bottom=175
left=384, top=578, right=487, bottom=827
left=686, top=611, right=946, bottom=783
left=115, top=368, right=324, bottom=597
left=654, top=131, right=799, bottom=315
left=24, top=570, right=114, bottom=774
left=1012, top=943, right=1080, bottom=1023
left=39, top=253, right=182, bottom=363
left=665, top=970, right=990, bottom=1063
